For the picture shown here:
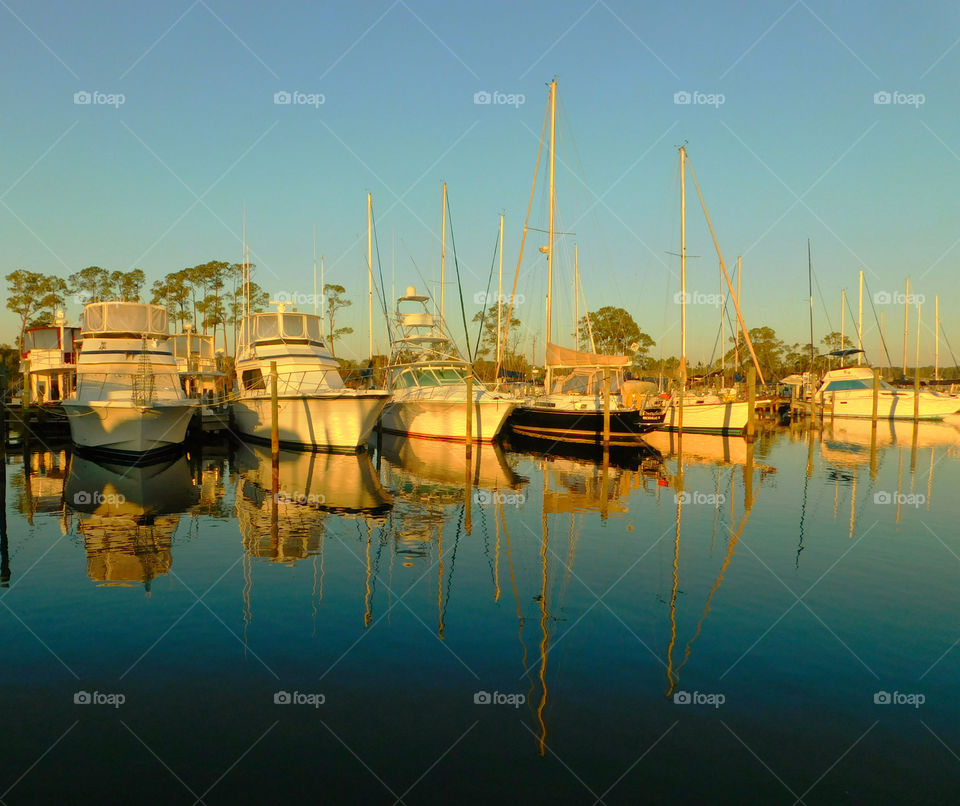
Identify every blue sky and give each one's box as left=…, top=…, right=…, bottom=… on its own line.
left=2, top=0, right=959, bottom=368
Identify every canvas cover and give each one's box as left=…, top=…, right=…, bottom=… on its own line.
left=545, top=342, right=630, bottom=368
left=82, top=302, right=168, bottom=336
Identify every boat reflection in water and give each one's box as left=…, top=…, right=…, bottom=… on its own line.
left=13, top=446, right=71, bottom=522
left=643, top=429, right=752, bottom=467
left=64, top=452, right=198, bottom=590
left=376, top=433, right=527, bottom=566
left=233, top=441, right=392, bottom=564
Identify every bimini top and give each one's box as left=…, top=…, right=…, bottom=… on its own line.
left=545, top=342, right=630, bottom=368
left=238, top=310, right=327, bottom=351
left=82, top=302, right=168, bottom=337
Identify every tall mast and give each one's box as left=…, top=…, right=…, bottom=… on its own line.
left=440, top=182, right=447, bottom=326
left=497, top=213, right=504, bottom=369
left=320, top=255, right=325, bottom=332
left=935, top=294, right=940, bottom=381
left=902, top=277, right=910, bottom=378
left=574, top=243, right=580, bottom=349
left=807, top=240, right=814, bottom=371
left=857, top=270, right=863, bottom=366
left=915, top=301, right=922, bottom=379
left=680, top=146, right=687, bottom=388
left=840, top=289, right=845, bottom=366
left=545, top=78, right=557, bottom=392
left=367, top=192, right=373, bottom=360
left=720, top=262, right=725, bottom=379
left=735, top=256, right=741, bottom=373
left=313, top=223, right=318, bottom=316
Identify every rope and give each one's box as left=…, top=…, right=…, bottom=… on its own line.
left=444, top=189, right=473, bottom=364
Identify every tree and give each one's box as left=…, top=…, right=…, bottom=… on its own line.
left=738, top=326, right=787, bottom=380
left=6, top=271, right=67, bottom=346
left=228, top=263, right=268, bottom=353
left=471, top=301, right=521, bottom=359
left=110, top=269, right=145, bottom=301
left=323, top=284, right=353, bottom=357
left=577, top=306, right=655, bottom=366
left=821, top=331, right=854, bottom=353
left=150, top=270, right=193, bottom=331
left=67, top=266, right=111, bottom=305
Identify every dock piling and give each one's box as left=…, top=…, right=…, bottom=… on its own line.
left=746, top=366, right=756, bottom=440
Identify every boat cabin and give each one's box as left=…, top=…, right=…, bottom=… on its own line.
left=21, top=312, right=81, bottom=404
left=237, top=310, right=327, bottom=352
left=81, top=302, right=169, bottom=338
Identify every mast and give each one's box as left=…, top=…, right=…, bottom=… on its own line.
left=545, top=78, right=557, bottom=392
left=497, top=214, right=504, bottom=370
left=440, top=182, right=447, bottom=326
left=857, top=270, right=863, bottom=366
left=320, top=255, right=325, bottom=333
left=840, top=289, right=845, bottom=366
left=574, top=243, right=579, bottom=350
left=915, top=301, right=922, bottom=380
left=902, top=277, right=910, bottom=378
left=935, top=294, right=940, bottom=381
left=367, top=192, right=373, bottom=360
left=720, top=263, right=725, bottom=380
left=680, top=146, right=687, bottom=389
left=313, top=223, right=318, bottom=316
left=807, top=240, right=814, bottom=371
left=735, top=256, right=741, bottom=373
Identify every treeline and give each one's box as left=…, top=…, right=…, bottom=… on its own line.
left=5, top=262, right=270, bottom=354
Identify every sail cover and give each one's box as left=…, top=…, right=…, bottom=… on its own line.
left=545, top=342, right=630, bottom=368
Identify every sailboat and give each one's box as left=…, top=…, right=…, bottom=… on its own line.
left=656, top=146, right=758, bottom=435
left=62, top=302, right=196, bottom=454
left=507, top=79, right=667, bottom=448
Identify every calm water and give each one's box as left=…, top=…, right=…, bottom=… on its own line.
left=2, top=420, right=960, bottom=804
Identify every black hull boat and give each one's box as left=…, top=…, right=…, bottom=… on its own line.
left=508, top=403, right=663, bottom=448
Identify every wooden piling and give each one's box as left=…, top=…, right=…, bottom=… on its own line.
left=465, top=373, right=474, bottom=447
left=270, top=361, right=279, bottom=459
left=913, top=370, right=920, bottom=423
left=745, top=366, right=756, bottom=440
left=872, top=368, right=880, bottom=427
left=602, top=369, right=611, bottom=448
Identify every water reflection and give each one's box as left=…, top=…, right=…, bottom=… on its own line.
left=64, top=452, right=198, bottom=589
left=234, top=442, right=392, bottom=564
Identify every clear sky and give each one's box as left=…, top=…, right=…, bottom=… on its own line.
left=2, top=0, right=959, bottom=369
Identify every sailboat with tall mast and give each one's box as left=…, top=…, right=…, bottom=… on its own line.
left=507, top=78, right=666, bottom=447
left=657, top=146, right=761, bottom=435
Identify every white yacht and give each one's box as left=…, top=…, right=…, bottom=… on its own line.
left=815, top=366, right=960, bottom=420
left=380, top=287, right=516, bottom=442
left=658, top=392, right=752, bottom=435
left=62, top=302, right=196, bottom=454
left=232, top=304, right=390, bottom=450
left=20, top=310, right=81, bottom=407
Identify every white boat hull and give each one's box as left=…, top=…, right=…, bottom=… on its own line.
left=62, top=401, right=195, bottom=453
left=380, top=393, right=516, bottom=442
left=232, top=392, right=389, bottom=450
left=657, top=400, right=751, bottom=434
left=821, top=390, right=960, bottom=420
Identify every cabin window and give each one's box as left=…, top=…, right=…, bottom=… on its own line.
left=394, top=370, right=418, bottom=389
left=824, top=379, right=870, bottom=392
left=306, top=317, right=323, bottom=342
left=434, top=368, right=466, bottom=385
left=283, top=314, right=304, bottom=337
left=417, top=370, right=441, bottom=387
left=256, top=317, right=279, bottom=340
left=242, top=368, right=266, bottom=390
